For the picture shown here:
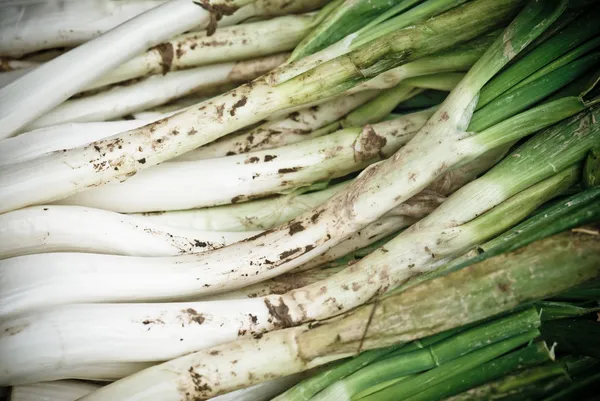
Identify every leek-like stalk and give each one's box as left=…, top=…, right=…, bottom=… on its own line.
left=0, top=205, right=257, bottom=259
left=351, top=34, right=495, bottom=92
left=76, top=231, right=600, bottom=401
left=392, top=347, right=566, bottom=401
left=536, top=301, right=600, bottom=321
left=0, top=0, right=248, bottom=139
left=134, top=183, right=349, bottom=231
left=174, top=91, right=379, bottom=161
left=86, top=14, right=314, bottom=91
left=0, top=120, right=154, bottom=166
left=55, top=50, right=589, bottom=212
left=311, top=308, right=541, bottom=401
left=477, top=10, right=600, bottom=108
left=0, top=2, right=569, bottom=315
left=0, top=136, right=577, bottom=380
left=0, top=0, right=167, bottom=57
left=54, top=109, right=434, bottom=212
left=0, top=0, right=523, bottom=213
left=9, top=380, right=101, bottom=401
left=400, top=187, right=600, bottom=292
left=203, top=266, right=346, bottom=301
left=277, top=0, right=475, bottom=82
left=287, top=0, right=409, bottom=62
left=26, top=54, right=286, bottom=130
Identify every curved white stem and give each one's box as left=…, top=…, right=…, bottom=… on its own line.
left=56, top=110, right=433, bottom=212
left=87, top=14, right=313, bottom=91
left=0, top=1, right=168, bottom=57
left=27, top=54, right=285, bottom=130
left=0, top=205, right=257, bottom=259
left=0, top=157, right=490, bottom=383
left=0, top=120, right=153, bottom=166
left=132, top=183, right=349, bottom=231
left=175, top=91, right=378, bottom=161
left=0, top=0, right=216, bottom=139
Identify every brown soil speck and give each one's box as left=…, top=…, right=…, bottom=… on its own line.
left=439, top=111, right=449, bottom=122
left=353, top=125, right=387, bottom=162
left=288, top=221, right=305, bottom=235
left=152, top=43, right=174, bottom=74
left=229, top=96, right=248, bottom=116
left=264, top=297, right=294, bottom=328
left=264, top=155, right=277, bottom=162
left=216, top=104, right=225, bottom=119
left=249, top=314, right=258, bottom=324
left=245, top=156, right=259, bottom=164
left=184, top=308, right=205, bottom=325
left=279, top=248, right=301, bottom=259
left=288, top=111, right=300, bottom=122
left=137, top=158, right=146, bottom=164
left=278, top=167, right=302, bottom=174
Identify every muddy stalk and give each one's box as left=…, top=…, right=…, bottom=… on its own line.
left=0, top=1, right=168, bottom=57
left=84, top=13, right=318, bottom=91
left=0, top=138, right=560, bottom=383
left=26, top=54, right=287, bottom=130
left=55, top=107, right=434, bottom=212
left=0, top=0, right=522, bottom=213
left=0, top=0, right=256, bottom=139
left=3, top=100, right=596, bottom=383
left=0, top=2, right=569, bottom=316
left=0, top=205, right=258, bottom=259
left=174, top=91, right=379, bottom=161
left=76, top=231, right=600, bottom=401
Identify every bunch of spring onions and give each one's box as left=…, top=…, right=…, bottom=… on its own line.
left=1, top=0, right=599, bottom=400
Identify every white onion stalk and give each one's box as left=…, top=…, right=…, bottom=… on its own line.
left=0, top=0, right=253, bottom=139
left=55, top=109, right=434, bottom=212
left=5, top=145, right=577, bottom=389
left=0, top=152, right=494, bottom=381
left=204, top=266, right=345, bottom=301
left=9, top=380, right=101, bottom=401
left=175, top=91, right=379, bottom=161
left=86, top=14, right=315, bottom=91
left=0, top=0, right=517, bottom=213
left=0, top=1, right=168, bottom=57
left=133, top=182, right=349, bottom=232
left=27, top=54, right=286, bottom=130
left=76, top=233, right=600, bottom=401
left=0, top=205, right=257, bottom=259
left=0, top=120, right=153, bottom=166
left=0, top=2, right=559, bottom=318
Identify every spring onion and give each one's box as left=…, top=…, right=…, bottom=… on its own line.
left=26, top=54, right=287, bottom=130
left=75, top=230, right=600, bottom=400
left=0, top=0, right=252, bottom=139
left=0, top=0, right=525, bottom=213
